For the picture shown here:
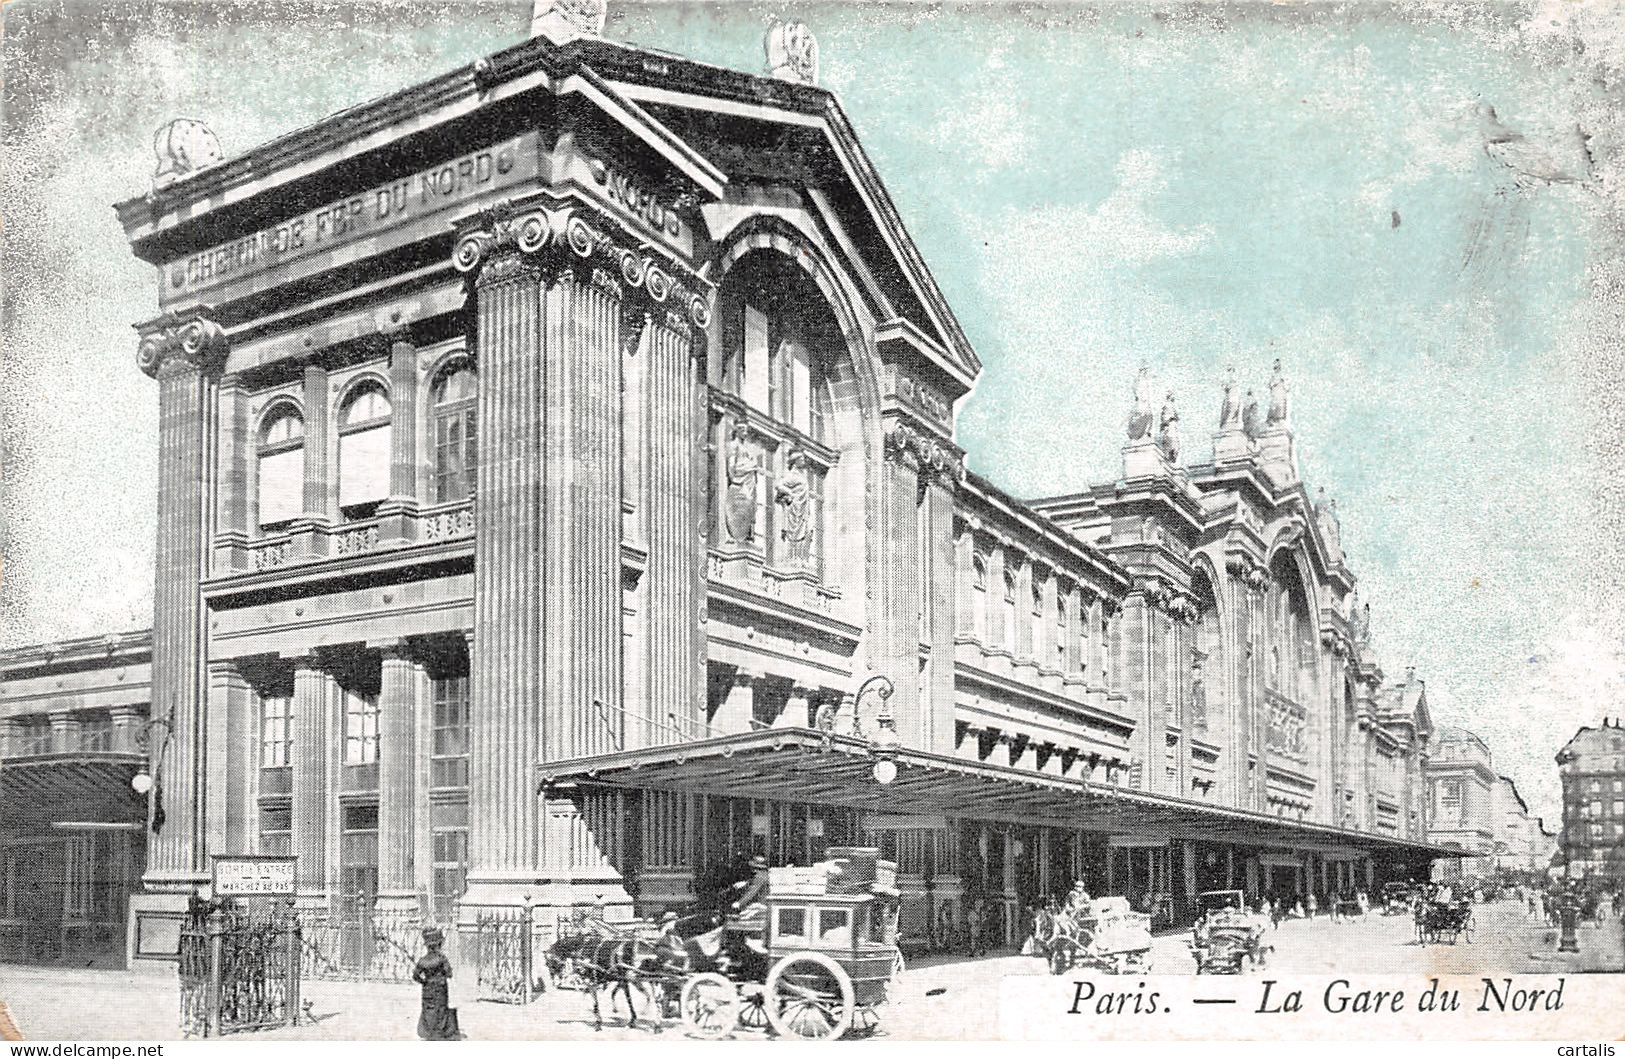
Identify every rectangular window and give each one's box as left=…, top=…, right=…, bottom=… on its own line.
left=340, top=803, right=379, bottom=899
left=431, top=675, right=470, bottom=789
left=742, top=304, right=772, bottom=412
left=80, top=713, right=113, bottom=752
left=782, top=339, right=812, bottom=435
left=344, top=689, right=379, bottom=765
left=430, top=800, right=469, bottom=922
left=1614, top=800, right=1624, bottom=817
left=338, top=424, right=391, bottom=514
left=432, top=408, right=476, bottom=504
left=261, top=693, right=293, bottom=767
left=259, top=805, right=292, bottom=857
left=257, top=448, right=303, bottom=529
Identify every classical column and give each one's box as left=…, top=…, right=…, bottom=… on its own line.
left=302, top=364, right=331, bottom=519
left=214, top=378, right=248, bottom=571
left=921, top=472, right=960, bottom=753
left=451, top=201, right=712, bottom=914
left=377, top=339, right=421, bottom=546
left=291, top=655, right=332, bottom=898
left=642, top=311, right=705, bottom=746
left=376, top=641, right=419, bottom=906
left=135, top=312, right=227, bottom=887
left=48, top=712, right=82, bottom=756
left=204, top=660, right=253, bottom=857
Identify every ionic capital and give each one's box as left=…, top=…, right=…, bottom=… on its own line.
left=452, top=198, right=714, bottom=330
left=136, top=309, right=229, bottom=379
left=882, top=421, right=964, bottom=486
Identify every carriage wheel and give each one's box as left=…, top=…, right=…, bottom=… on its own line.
left=737, top=985, right=771, bottom=1031
left=764, top=951, right=856, bottom=1041
left=679, top=973, right=742, bottom=1040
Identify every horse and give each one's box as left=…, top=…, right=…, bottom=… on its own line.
left=545, top=911, right=723, bottom=1032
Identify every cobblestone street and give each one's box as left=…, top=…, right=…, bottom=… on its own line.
left=2, top=899, right=1617, bottom=1041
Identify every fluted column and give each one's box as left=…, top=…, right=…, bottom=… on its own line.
left=878, top=425, right=924, bottom=743
left=377, top=641, right=418, bottom=903
left=451, top=199, right=713, bottom=915
left=214, top=379, right=248, bottom=571
left=291, top=655, right=332, bottom=896
left=135, top=312, right=227, bottom=887
left=302, top=364, right=331, bottom=519
left=388, top=340, right=418, bottom=500
left=204, top=660, right=253, bottom=856
left=643, top=311, right=704, bottom=746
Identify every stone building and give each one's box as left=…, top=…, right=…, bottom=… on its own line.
left=1424, top=726, right=1498, bottom=881
left=1, top=4, right=1452, bottom=967
left=1556, top=719, right=1625, bottom=882
left=1488, top=774, right=1556, bottom=880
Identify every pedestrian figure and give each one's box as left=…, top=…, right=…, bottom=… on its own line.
left=413, top=926, right=461, bottom=1040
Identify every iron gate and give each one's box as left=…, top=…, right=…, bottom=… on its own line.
left=178, top=898, right=301, bottom=1038
left=473, top=910, right=535, bottom=1003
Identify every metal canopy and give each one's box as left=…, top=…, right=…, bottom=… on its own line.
left=539, top=728, right=1457, bottom=859
left=0, top=752, right=146, bottom=828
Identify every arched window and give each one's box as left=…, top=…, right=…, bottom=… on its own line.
left=971, top=557, right=988, bottom=642
left=1030, top=580, right=1045, bottom=662
left=338, top=382, right=391, bottom=519
left=1002, top=569, right=1018, bottom=652
left=431, top=364, right=477, bottom=503
left=1056, top=594, right=1069, bottom=672
left=257, top=407, right=304, bottom=530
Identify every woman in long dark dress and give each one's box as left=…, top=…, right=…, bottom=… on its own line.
left=413, top=927, right=460, bottom=1040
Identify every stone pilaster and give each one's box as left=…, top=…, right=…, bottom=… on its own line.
left=214, top=378, right=248, bottom=571
left=877, top=424, right=922, bottom=742
left=301, top=364, right=331, bottom=519
left=291, top=655, right=332, bottom=896
left=921, top=478, right=959, bottom=753
left=642, top=312, right=704, bottom=746
left=205, top=660, right=253, bottom=857
left=135, top=311, right=227, bottom=889
left=377, top=339, right=421, bottom=546
left=377, top=641, right=418, bottom=904
left=49, top=712, right=82, bottom=755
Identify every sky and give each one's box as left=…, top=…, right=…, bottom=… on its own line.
left=3, top=0, right=1624, bottom=826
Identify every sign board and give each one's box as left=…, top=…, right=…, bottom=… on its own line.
left=212, top=855, right=297, bottom=897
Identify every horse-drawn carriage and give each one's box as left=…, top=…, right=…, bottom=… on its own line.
left=1188, top=890, right=1272, bottom=974
left=547, top=850, right=902, bottom=1040
left=1381, top=881, right=1418, bottom=916
left=1414, top=898, right=1475, bottom=945
left=1031, top=896, right=1153, bottom=975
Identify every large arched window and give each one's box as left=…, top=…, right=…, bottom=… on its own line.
left=971, top=556, right=989, bottom=642
left=431, top=364, right=477, bottom=503
left=257, top=406, right=304, bottom=531
left=338, top=381, right=391, bottom=519
left=1002, top=569, right=1018, bottom=652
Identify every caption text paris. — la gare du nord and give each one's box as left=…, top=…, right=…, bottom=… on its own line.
left=1067, top=976, right=1566, bottom=1016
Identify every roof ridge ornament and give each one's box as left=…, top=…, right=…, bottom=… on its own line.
left=530, top=0, right=606, bottom=43
left=152, top=118, right=223, bottom=189
left=766, top=19, right=819, bottom=85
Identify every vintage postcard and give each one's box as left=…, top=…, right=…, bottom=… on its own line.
left=2, top=0, right=1622, bottom=1045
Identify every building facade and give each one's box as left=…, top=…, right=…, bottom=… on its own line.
left=2, top=5, right=1452, bottom=967
left=1424, top=726, right=1497, bottom=881
left=1556, top=720, right=1625, bottom=882
left=1488, top=774, right=1555, bottom=879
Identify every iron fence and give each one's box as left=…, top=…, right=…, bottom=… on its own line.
left=177, top=900, right=301, bottom=1038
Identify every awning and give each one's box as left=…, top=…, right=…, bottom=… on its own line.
left=0, top=752, right=146, bottom=830
left=538, top=728, right=1457, bottom=859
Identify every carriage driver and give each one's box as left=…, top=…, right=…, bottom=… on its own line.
left=730, top=854, right=772, bottom=917
left=1063, top=881, right=1092, bottom=916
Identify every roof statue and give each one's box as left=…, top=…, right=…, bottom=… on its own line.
left=1218, top=366, right=1242, bottom=431
left=1157, top=392, right=1181, bottom=464
left=152, top=118, right=223, bottom=188
left=1266, top=358, right=1290, bottom=427
left=1126, top=365, right=1155, bottom=441
left=1241, top=388, right=1262, bottom=440
left=530, top=0, right=607, bottom=43
left=766, top=20, right=819, bottom=85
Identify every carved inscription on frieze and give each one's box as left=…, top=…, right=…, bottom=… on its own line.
left=586, top=156, right=685, bottom=239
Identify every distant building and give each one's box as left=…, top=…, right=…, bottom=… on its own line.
left=1489, top=774, right=1556, bottom=879
left=1556, top=719, right=1625, bottom=882
left=1424, top=726, right=1497, bottom=881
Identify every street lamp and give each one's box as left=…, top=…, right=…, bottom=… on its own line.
left=852, top=675, right=898, bottom=784
left=130, top=715, right=174, bottom=832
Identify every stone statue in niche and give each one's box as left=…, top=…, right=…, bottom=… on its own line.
left=1241, top=388, right=1263, bottom=440
left=724, top=423, right=760, bottom=545
left=1219, top=367, right=1242, bottom=431
left=1127, top=365, right=1154, bottom=441
left=775, top=450, right=814, bottom=568
left=1157, top=392, right=1181, bottom=463
left=766, top=20, right=819, bottom=85
left=1190, top=649, right=1209, bottom=728
left=1267, top=358, right=1290, bottom=426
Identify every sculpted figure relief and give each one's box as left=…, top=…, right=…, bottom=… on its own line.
left=1157, top=392, right=1181, bottom=463
left=1127, top=365, right=1155, bottom=441
left=1267, top=357, right=1290, bottom=426
left=1219, top=367, right=1242, bottom=430
left=1241, top=388, right=1262, bottom=440
left=766, top=20, right=819, bottom=84
left=775, top=450, right=814, bottom=568
left=724, top=423, right=760, bottom=545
